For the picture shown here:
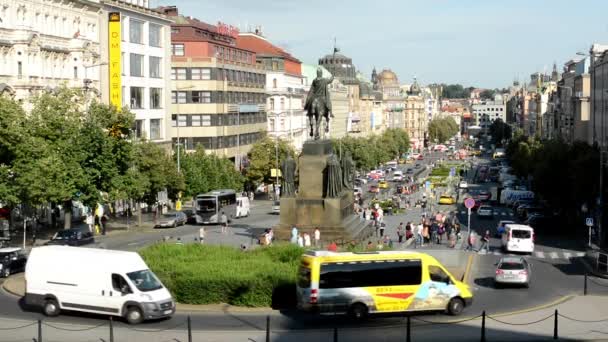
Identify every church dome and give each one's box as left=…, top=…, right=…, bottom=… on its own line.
left=378, top=69, right=399, bottom=85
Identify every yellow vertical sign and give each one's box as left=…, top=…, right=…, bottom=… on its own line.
left=108, top=12, right=121, bottom=109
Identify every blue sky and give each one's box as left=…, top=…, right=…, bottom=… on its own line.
left=154, top=0, right=608, bottom=88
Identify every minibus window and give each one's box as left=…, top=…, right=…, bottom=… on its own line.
left=320, top=260, right=422, bottom=289
left=512, top=230, right=531, bottom=239
left=297, top=265, right=311, bottom=288
left=428, top=266, right=451, bottom=283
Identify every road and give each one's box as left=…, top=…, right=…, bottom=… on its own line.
left=0, top=150, right=605, bottom=340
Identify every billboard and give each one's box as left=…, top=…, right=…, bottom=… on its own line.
left=108, top=12, right=121, bottom=109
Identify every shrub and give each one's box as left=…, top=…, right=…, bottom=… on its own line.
left=139, top=243, right=305, bottom=307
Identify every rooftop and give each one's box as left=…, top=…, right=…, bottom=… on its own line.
left=236, top=33, right=300, bottom=63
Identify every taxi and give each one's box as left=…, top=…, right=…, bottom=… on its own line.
left=378, top=180, right=389, bottom=189
left=438, top=195, right=456, bottom=205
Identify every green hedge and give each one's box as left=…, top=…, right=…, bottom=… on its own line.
left=139, top=243, right=305, bottom=307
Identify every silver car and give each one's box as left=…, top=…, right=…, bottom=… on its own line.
left=155, top=211, right=188, bottom=228
left=495, top=257, right=531, bottom=288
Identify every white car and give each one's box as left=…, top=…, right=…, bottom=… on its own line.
left=477, top=205, right=494, bottom=218
left=459, top=181, right=468, bottom=189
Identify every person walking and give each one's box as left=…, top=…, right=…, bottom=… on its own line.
left=291, top=226, right=299, bottom=244
left=430, top=222, right=438, bottom=244
left=303, top=232, right=312, bottom=247
left=199, top=227, right=205, bottom=244
left=466, top=231, right=477, bottom=251
left=379, top=222, right=385, bottom=237
left=479, top=230, right=491, bottom=253
left=314, top=227, right=321, bottom=247
left=416, top=222, right=424, bottom=247
left=297, top=233, right=304, bottom=247
left=220, top=211, right=228, bottom=234
left=327, top=240, right=338, bottom=252
left=397, top=224, right=404, bottom=244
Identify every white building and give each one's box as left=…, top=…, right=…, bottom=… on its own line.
left=99, top=0, right=172, bottom=143
left=0, top=0, right=102, bottom=103
left=472, top=95, right=506, bottom=131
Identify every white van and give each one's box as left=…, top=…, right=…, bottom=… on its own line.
left=236, top=196, right=250, bottom=218
left=501, top=224, right=534, bottom=253
left=25, top=246, right=174, bottom=324
left=392, top=171, right=404, bottom=181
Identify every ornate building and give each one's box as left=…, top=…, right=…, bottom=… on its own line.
left=0, top=0, right=102, bottom=104
left=373, top=68, right=404, bottom=129
left=404, top=78, right=426, bottom=145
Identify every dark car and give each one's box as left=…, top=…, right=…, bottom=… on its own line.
left=0, top=247, right=27, bottom=278
left=154, top=211, right=188, bottom=228
left=524, top=213, right=555, bottom=230
left=181, top=208, right=197, bottom=224
left=405, top=168, right=414, bottom=174
left=45, top=229, right=95, bottom=246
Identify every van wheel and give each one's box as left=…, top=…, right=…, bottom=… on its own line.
left=43, top=299, right=60, bottom=317
left=447, top=298, right=464, bottom=316
left=125, top=306, right=144, bottom=324
left=348, top=303, right=368, bottom=320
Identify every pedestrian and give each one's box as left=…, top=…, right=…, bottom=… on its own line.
left=100, top=215, right=107, bottom=236
left=304, top=232, right=311, bottom=247
left=327, top=240, right=338, bottom=252
left=438, top=223, right=445, bottom=243
left=479, top=230, right=491, bottom=253
left=297, top=233, right=304, bottom=247
left=397, top=225, right=404, bottom=244
left=416, top=222, right=424, bottom=247
left=220, top=211, right=228, bottom=234
left=366, top=241, right=374, bottom=250
left=379, top=222, right=385, bottom=237
left=466, top=231, right=477, bottom=251
left=268, top=228, right=274, bottom=244
left=199, top=227, right=205, bottom=244
left=430, top=222, right=438, bottom=244
left=423, top=224, right=430, bottom=244
left=86, top=212, right=94, bottom=233
left=291, top=226, right=299, bottom=244
left=314, top=227, right=321, bottom=247
left=449, top=230, right=456, bottom=248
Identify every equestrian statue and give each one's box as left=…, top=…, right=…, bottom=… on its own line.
left=304, top=68, right=334, bottom=140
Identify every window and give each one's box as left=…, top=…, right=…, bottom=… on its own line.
left=112, top=274, right=131, bottom=293
left=273, top=78, right=277, bottom=88
left=73, top=66, right=78, bottom=79
left=149, top=23, right=162, bottom=47
left=171, top=68, right=186, bottom=80
left=149, top=56, right=161, bottom=78
left=149, top=119, right=161, bottom=140
left=17, top=62, right=22, bottom=79
left=191, top=68, right=211, bottom=80
left=428, top=266, right=451, bottom=283
left=150, top=88, right=162, bottom=109
left=134, top=119, right=143, bottom=138
left=191, top=115, right=201, bottom=126
left=202, top=115, right=211, bottom=126
left=172, top=44, right=184, bottom=56
left=319, top=260, right=422, bottom=289
left=269, top=118, right=275, bottom=132
left=130, top=87, right=144, bottom=109
left=129, top=19, right=143, bottom=44
left=192, top=91, right=211, bottom=103
left=171, top=91, right=187, bottom=104
left=270, top=98, right=275, bottom=110
left=178, top=114, right=187, bottom=127
left=171, top=28, right=179, bottom=34
left=280, top=98, right=285, bottom=110
left=129, top=53, right=143, bottom=77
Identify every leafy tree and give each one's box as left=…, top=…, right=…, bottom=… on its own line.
left=428, top=117, right=459, bottom=143
left=441, top=84, right=473, bottom=99
left=179, top=147, right=244, bottom=198
left=132, top=141, right=184, bottom=206
left=489, top=119, right=512, bottom=146
left=480, top=89, right=496, bottom=100
left=246, top=136, right=295, bottom=186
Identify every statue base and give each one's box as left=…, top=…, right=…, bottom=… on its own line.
left=274, top=139, right=373, bottom=243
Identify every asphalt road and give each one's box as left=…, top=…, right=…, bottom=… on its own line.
left=0, top=151, right=604, bottom=335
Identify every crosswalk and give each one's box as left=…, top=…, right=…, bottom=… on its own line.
left=477, top=249, right=586, bottom=260
left=459, top=210, right=514, bottom=216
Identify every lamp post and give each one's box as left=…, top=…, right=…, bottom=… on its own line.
left=82, top=62, right=107, bottom=110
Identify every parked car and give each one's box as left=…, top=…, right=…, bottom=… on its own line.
left=406, top=168, right=414, bottom=174
left=438, top=195, right=456, bottom=205
left=154, top=211, right=187, bottom=228
left=477, top=205, right=494, bottom=218
left=45, top=229, right=95, bottom=246
left=0, top=247, right=27, bottom=278
left=494, top=256, right=531, bottom=288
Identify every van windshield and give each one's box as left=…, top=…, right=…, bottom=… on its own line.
left=127, top=270, right=163, bottom=292
left=512, top=230, right=531, bottom=239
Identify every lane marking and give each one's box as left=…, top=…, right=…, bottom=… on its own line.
left=535, top=251, right=545, bottom=258
left=549, top=252, right=559, bottom=259
left=127, top=242, right=141, bottom=246
left=564, top=252, right=572, bottom=259
left=576, top=252, right=586, bottom=257
left=462, top=254, right=475, bottom=284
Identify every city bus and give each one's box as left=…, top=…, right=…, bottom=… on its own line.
left=194, top=189, right=237, bottom=224
left=296, top=251, right=473, bottom=319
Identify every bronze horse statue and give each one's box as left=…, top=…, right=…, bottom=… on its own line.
left=304, top=69, right=334, bottom=140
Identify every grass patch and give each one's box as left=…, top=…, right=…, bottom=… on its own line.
left=139, top=243, right=305, bottom=308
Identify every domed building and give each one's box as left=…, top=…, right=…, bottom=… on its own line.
left=372, top=68, right=401, bottom=98
left=318, top=48, right=358, bottom=85
left=372, top=68, right=404, bottom=130
left=404, top=77, right=427, bottom=143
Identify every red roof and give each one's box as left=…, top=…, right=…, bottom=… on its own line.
left=236, top=34, right=300, bottom=63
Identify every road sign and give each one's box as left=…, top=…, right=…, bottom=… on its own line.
left=450, top=167, right=455, bottom=177
left=586, top=217, right=594, bottom=227
left=464, top=197, right=476, bottom=209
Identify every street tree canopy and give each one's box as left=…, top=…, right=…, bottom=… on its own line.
left=428, top=117, right=459, bottom=143
left=246, top=135, right=295, bottom=186
left=178, top=147, right=244, bottom=198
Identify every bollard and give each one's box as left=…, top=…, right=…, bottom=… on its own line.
left=266, top=315, right=270, bottom=342
left=554, top=309, right=558, bottom=340
left=584, top=273, right=588, bottom=295
left=187, top=316, right=192, bottom=342
left=38, top=319, right=42, bottom=342
left=109, top=316, right=114, bottom=342
left=333, top=327, right=338, bottom=342
left=481, top=311, right=486, bottom=342
left=406, top=316, right=411, bottom=342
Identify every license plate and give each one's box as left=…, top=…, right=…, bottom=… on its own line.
left=163, top=310, right=172, bottom=315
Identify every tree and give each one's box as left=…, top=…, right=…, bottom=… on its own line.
left=428, top=117, right=459, bottom=143
left=441, top=84, right=473, bottom=99
left=246, top=136, right=295, bottom=186
left=489, top=119, right=512, bottom=146
left=480, top=89, right=496, bottom=100
left=132, top=141, right=184, bottom=206
left=179, top=147, right=244, bottom=198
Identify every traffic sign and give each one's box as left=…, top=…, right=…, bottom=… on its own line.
left=586, top=217, right=594, bottom=227
left=464, top=198, right=476, bottom=209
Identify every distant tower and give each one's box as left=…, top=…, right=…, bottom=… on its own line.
left=551, top=62, right=559, bottom=82
left=371, top=67, right=378, bottom=90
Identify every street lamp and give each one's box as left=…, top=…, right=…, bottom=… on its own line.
left=82, top=62, right=107, bottom=111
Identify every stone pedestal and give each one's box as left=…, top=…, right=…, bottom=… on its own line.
left=275, top=140, right=372, bottom=242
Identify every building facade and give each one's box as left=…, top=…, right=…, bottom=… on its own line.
left=0, top=0, right=102, bottom=105
left=100, top=0, right=173, bottom=143
left=237, top=31, right=306, bottom=151
left=589, top=44, right=608, bottom=147
left=404, top=79, right=426, bottom=144
left=471, top=96, right=506, bottom=132
left=372, top=68, right=404, bottom=129
left=161, top=7, right=266, bottom=164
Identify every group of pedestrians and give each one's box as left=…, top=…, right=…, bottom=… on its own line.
left=465, top=229, right=491, bottom=253
left=290, top=226, right=321, bottom=247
